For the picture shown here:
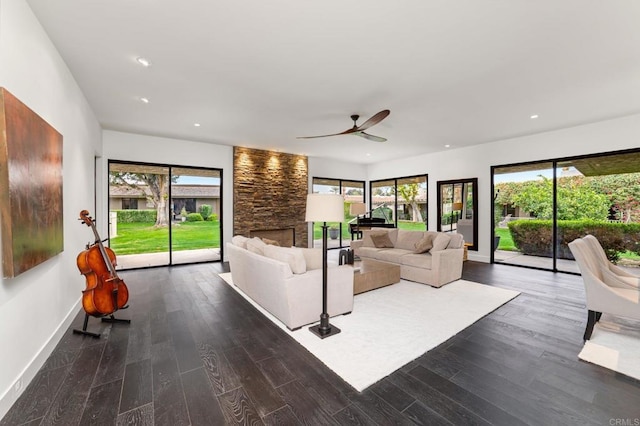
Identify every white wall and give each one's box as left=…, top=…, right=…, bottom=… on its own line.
left=102, top=130, right=234, bottom=254
left=0, top=0, right=102, bottom=418
left=367, top=113, right=640, bottom=262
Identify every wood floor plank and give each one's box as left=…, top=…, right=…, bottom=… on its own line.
left=119, top=358, right=152, bottom=414
left=92, top=322, right=129, bottom=387
left=116, top=402, right=154, bottom=426
left=199, top=342, right=242, bottom=396
left=262, top=405, right=301, bottom=425
left=217, top=386, right=264, bottom=425
left=166, top=310, right=202, bottom=373
left=180, top=367, right=226, bottom=426
left=39, top=342, right=105, bottom=426
left=79, top=378, right=122, bottom=425
left=0, top=366, right=69, bottom=426
left=150, top=341, right=190, bottom=426
left=388, top=371, right=492, bottom=426
left=407, top=365, right=527, bottom=426
left=223, top=346, right=285, bottom=417
left=276, top=380, right=340, bottom=426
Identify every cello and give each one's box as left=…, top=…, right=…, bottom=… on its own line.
left=74, top=210, right=130, bottom=338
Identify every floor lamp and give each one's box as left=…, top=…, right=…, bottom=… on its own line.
left=306, top=193, right=345, bottom=339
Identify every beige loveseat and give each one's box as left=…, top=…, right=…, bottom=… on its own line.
left=350, top=228, right=464, bottom=288
left=226, top=236, right=354, bottom=330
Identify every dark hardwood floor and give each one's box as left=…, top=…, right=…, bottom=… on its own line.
left=2, top=261, right=640, bottom=425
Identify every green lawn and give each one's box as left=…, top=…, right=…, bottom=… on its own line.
left=495, top=227, right=516, bottom=251
left=109, top=221, right=220, bottom=255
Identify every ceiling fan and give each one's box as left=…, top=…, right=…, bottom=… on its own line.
left=297, top=109, right=390, bottom=142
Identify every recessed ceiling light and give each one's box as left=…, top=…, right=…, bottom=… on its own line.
left=366, top=153, right=371, bottom=157
left=530, top=114, right=539, bottom=119
left=194, top=123, right=201, bottom=127
left=139, top=97, right=150, bottom=104
left=136, top=57, right=151, bottom=67
left=444, top=144, right=451, bottom=148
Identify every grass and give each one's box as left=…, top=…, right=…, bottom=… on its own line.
left=109, top=221, right=220, bottom=255
left=495, top=227, right=516, bottom=251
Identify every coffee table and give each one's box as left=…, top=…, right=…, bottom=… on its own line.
left=353, top=258, right=401, bottom=294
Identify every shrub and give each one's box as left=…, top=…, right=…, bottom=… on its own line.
left=206, top=213, right=218, bottom=222
left=186, top=213, right=204, bottom=222
left=508, top=219, right=640, bottom=262
left=115, top=209, right=157, bottom=223
left=199, top=204, right=212, bottom=220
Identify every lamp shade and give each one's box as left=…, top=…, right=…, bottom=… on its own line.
left=349, top=202, right=366, bottom=216
left=305, top=193, right=344, bottom=222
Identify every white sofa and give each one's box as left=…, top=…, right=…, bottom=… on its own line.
left=226, top=237, right=354, bottom=330
left=350, top=228, right=464, bottom=288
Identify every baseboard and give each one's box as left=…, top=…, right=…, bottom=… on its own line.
left=0, top=299, right=81, bottom=420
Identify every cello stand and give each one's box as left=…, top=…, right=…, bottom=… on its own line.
left=101, top=314, right=131, bottom=325
left=73, top=312, right=131, bottom=339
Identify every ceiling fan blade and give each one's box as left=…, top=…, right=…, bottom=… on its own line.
left=357, top=132, right=387, bottom=142
left=356, top=109, right=390, bottom=132
left=297, top=127, right=359, bottom=139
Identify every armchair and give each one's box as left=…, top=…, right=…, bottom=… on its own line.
left=582, top=234, right=639, bottom=288
left=568, top=237, right=640, bottom=341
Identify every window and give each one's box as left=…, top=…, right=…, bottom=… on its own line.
left=121, top=198, right=138, bottom=209
left=311, top=177, right=365, bottom=249
left=370, top=174, right=428, bottom=231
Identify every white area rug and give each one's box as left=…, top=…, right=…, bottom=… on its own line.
left=578, top=316, right=640, bottom=381
left=218, top=273, right=519, bottom=391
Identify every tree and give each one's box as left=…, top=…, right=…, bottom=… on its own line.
left=508, top=176, right=609, bottom=220
left=398, top=183, right=423, bottom=223
left=588, top=173, right=640, bottom=223
left=110, top=172, right=177, bottom=227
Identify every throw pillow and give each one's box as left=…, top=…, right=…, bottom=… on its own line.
left=263, top=245, right=307, bottom=274
left=371, top=232, right=394, bottom=248
left=430, top=233, right=452, bottom=252
left=362, top=230, right=388, bottom=248
left=601, top=266, right=640, bottom=289
left=231, top=235, right=249, bottom=249
left=414, top=234, right=434, bottom=253
left=261, top=237, right=280, bottom=246
left=246, top=237, right=267, bottom=255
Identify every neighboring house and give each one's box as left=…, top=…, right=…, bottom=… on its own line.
left=109, top=184, right=221, bottom=218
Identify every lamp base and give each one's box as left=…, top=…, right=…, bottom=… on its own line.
left=309, top=323, right=341, bottom=339
left=309, top=313, right=341, bottom=338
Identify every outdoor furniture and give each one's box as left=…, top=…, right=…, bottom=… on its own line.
left=568, top=237, right=640, bottom=341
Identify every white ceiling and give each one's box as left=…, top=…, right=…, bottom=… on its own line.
left=26, top=0, right=640, bottom=164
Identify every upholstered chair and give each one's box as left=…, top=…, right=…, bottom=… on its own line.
left=568, top=237, right=640, bottom=341
left=582, top=234, right=639, bottom=289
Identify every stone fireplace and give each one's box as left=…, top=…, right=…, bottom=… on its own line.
left=233, top=147, right=308, bottom=247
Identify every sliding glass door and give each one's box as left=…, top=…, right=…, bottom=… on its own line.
left=493, top=162, right=554, bottom=270
left=170, top=167, right=222, bottom=265
left=108, top=161, right=222, bottom=269
left=492, top=148, right=640, bottom=273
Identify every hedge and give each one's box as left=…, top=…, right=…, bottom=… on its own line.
left=508, top=219, right=640, bottom=262
left=115, top=209, right=157, bottom=223
left=186, top=213, right=204, bottom=222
